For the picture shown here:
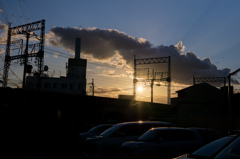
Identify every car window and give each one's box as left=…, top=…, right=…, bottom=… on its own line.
left=139, top=129, right=198, bottom=142
left=100, top=124, right=122, bottom=137
left=100, top=122, right=171, bottom=137
left=138, top=129, right=159, bottom=141
left=196, top=129, right=222, bottom=143
left=159, top=130, right=198, bottom=141
left=110, top=124, right=154, bottom=137
left=189, top=135, right=235, bottom=158
left=214, top=136, right=240, bottom=159
left=95, top=125, right=112, bottom=133
left=138, top=124, right=160, bottom=134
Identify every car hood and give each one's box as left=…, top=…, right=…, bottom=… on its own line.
left=173, top=154, right=194, bottom=159
left=86, top=135, right=104, bottom=142
left=122, top=140, right=149, bottom=148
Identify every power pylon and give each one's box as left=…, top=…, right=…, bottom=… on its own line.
left=193, top=75, right=227, bottom=86
left=133, top=56, right=171, bottom=104
left=2, top=20, right=45, bottom=88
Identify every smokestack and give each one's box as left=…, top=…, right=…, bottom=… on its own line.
left=75, top=38, right=81, bottom=59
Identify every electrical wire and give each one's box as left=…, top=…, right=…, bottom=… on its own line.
left=0, top=0, right=10, bottom=25
left=0, top=72, right=20, bottom=87
left=5, top=0, right=17, bottom=26
left=0, top=55, right=22, bottom=83
left=16, top=0, right=24, bottom=24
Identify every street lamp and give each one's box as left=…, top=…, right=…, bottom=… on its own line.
left=228, top=68, right=240, bottom=132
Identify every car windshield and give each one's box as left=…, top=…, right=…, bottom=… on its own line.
left=88, top=125, right=112, bottom=133
left=138, top=129, right=159, bottom=141
left=88, top=126, right=101, bottom=133
left=99, top=124, right=122, bottom=137
left=189, top=135, right=236, bottom=158
left=214, top=136, right=240, bottom=159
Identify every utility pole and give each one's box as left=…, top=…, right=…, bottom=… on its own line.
left=134, top=56, right=171, bottom=104
left=151, top=69, right=154, bottom=103
left=2, top=23, right=11, bottom=88
left=22, top=32, right=29, bottom=88
left=133, top=55, right=137, bottom=100
left=92, top=78, right=94, bottom=96
left=227, top=68, right=240, bottom=131
left=88, top=78, right=94, bottom=96
left=2, top=20, right=45, bottom=88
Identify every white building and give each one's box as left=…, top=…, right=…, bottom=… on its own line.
left=26, top=38, right=87, bottom=95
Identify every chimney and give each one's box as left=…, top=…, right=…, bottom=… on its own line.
left=75, top=38, right=81, bottom=59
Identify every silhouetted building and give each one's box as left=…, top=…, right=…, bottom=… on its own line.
left=26, top=38, right=87, bottom=95
left=170, top=83, right=240, bottom=132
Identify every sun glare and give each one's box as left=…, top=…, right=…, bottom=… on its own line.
left=137, top=86, right=143, bottom=92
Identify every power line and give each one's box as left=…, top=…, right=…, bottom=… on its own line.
left=16, top=0, right=25, bottom=24
left=0, top=55, right=22, bottom=83
left=5, top=0, right=18, bottom=26
left=0, top=0, right=10, bottom=25
left=0, top=72, right=20, bottom=87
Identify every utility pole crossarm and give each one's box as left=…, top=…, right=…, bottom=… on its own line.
left=135, top=56, right=170, bottom=65
left=229, top=68, right=240, bottom=77
left=11, top=20, right=45, bottom=35
left=193, top=77, right=227, bottom=86
left=134, top=56, right=171, bottom=104
left=2, top=19, right=45, bottom=88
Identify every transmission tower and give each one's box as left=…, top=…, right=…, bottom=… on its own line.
left=2, top=19, right=45, bottom=88
left=133, top=56, right=171, bottom=104
left=193, top=75, right=227, bottom=86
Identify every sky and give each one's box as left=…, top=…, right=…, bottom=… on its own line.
left=0, top=0, right=240, bottom=104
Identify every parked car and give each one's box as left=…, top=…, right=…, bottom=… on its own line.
left=174, top=131, right=240, bottom=159
left=77, top=124, right=114, bottom=141
left=120, top=127, right=222, bottom=159
left=84, top=121, right=172, bottom=158
left=189, top=127, right=223, bottom=144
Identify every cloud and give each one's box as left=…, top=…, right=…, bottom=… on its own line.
left=94, top=87, right=122, bottom=94
left=0, top=47, right=5, bottom=54
left=103, top=69, right=115, bottom=75
left=53, top=52, right=59, bottom=58
left=0, top=21, right=8, bottom=30
left=47, top=26, right=236, bottom=85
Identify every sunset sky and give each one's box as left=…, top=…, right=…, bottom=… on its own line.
left=0, top=0, right=240, bottom=104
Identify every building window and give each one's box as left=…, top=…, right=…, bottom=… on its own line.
left=70, top=84, right=74, bottom=90
left=78, top=84, right=81, bottom=90
left=44, top=83, right=51, bottom=89
left=61, top=83, right=67, bottom=89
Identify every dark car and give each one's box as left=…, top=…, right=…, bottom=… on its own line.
left=174, top=131, right=240, bottom=159
left=120, top=127, right=213, bottom=159
left=84, top=121, right=172, bottom=158
left=190, top=127, right=223, bottom=145
left=77, top=124, right=114, bottom=141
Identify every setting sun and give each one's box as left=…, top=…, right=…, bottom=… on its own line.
left=137, top=86, right=143, bottom=92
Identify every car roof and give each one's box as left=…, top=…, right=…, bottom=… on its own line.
left=95, top=124, right=114, bottom=127
left=149, top=127, right=196, bottom=131
left=115, top=121, right=172, bottom=126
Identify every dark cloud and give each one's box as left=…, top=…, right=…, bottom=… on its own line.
left=48, top=27, right=236, bottom=85
left=0, top=21, right=8, bottom=30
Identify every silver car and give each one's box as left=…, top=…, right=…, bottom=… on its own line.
left=84, top=121, right=172, bottom=158
left=77, top=124, right=113, bottom=141
left=120, top=127, right=219, bottom=159
left=174, top=132, right=240, bottom=159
